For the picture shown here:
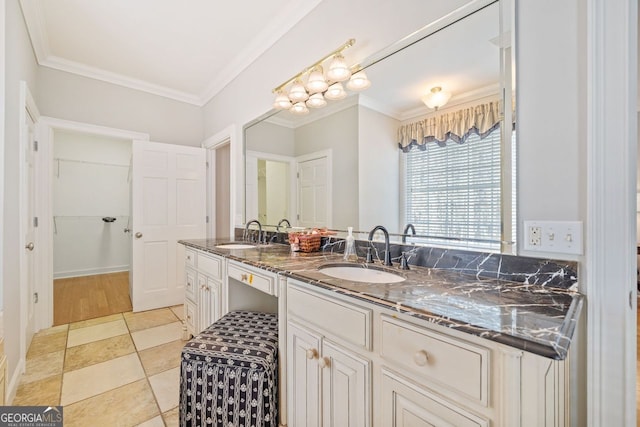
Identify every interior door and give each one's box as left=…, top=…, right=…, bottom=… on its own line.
left=297, top=156, right=328, bottom=228
left=131, top=141, right=206, bottom=312
left=21, top=108, right=37, bottom=355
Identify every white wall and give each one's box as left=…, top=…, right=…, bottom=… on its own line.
left=52, top=130, right=131, bottom=278
left=4, top=0, right=39, bottom=399
left=358, top=105, right=400, bottom=232
left=245, top=120, right=295, bottom=156
left=295, top=105, right=359, bottom=229
left=37, top=67, right=203, bottom=146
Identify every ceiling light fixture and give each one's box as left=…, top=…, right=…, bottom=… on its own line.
left=421, top=86, right=452, bottom=110
left=272, top=39, right=371, bottom=114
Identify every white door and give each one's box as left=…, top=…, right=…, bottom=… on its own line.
left=297, top=156, right=329, bottom=228
left=131, top=141, right=206, bottom=312
left=21, top=107, right=37, bottom=357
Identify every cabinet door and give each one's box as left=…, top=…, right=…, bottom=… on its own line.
left=381, top=369, right=488, bottom=427
left=288, top=322, right=322, bottom=427
left=197, top=274, right=221, bottom=332
left=321, top=341, right=371, bottom=427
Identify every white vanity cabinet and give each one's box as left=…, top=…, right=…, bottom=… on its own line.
left=287, top=284, right=372, bottom=427
left=286, top=278, right=570, bottom=427
left=183, top=246, right=223, bottom=335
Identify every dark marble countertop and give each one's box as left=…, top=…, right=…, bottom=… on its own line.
left=180, top=239, right=584, bottom=360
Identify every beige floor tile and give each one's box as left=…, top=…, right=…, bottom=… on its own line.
left=67, top=319, right=129, bottom=348
left=64, top=334, right=135, bottom=372
left=136, top=415, right=165, bottom=427
left=138, top=339, right=184, bottom=377
left=131, top=322, right=183, bottom=351
left=61, top=353, right=145, bottom=405
left=69, top=313, right=123, bottom=330
left=149, top=367, right=180, bottom=413
left=35, top=324, right=69, bottom=337
left=27, top=331, right=67, bottom=358
left=124, top=308, right=180, bottom=332
left=162, top=406, right=179, bottom=427
left=22, top=349, right=64, bottom=384
left=169, top=305, right=184, bottom=321
left=64, top=379, right=159, bottom=427
left=12, top=374, right=62, bottom=406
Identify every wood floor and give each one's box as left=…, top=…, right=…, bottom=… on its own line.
left=53, top=271, right=132, bottom=326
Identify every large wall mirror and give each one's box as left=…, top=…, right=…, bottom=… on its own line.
left=243, top=0, right=515, bottom=253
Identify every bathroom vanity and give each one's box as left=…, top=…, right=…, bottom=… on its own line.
left=179, top=239, right=582, bottom=427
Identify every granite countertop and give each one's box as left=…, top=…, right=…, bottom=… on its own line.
left=180, top=238, right=584, bottom=360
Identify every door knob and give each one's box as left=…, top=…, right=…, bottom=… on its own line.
left=135, top=232, right=143, bottom=239
left=25, top=242, right=34, bottom=251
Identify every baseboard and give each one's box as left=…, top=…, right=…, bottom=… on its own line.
left=53, top=265, right=130, bottom=279
left=6, top=356, right=25, bottom=405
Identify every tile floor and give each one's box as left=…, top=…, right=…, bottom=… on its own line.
left=12, top=305, right=186, bottom=427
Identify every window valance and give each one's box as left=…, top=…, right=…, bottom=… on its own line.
left=397, top=100, right=501, bottom=152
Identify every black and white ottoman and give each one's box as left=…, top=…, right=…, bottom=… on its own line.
left=179, top=310, right=279, bottom=427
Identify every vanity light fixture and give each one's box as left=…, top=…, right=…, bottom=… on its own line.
left=421, top=86, right=452, bottom=110
left=272, top=39, right=371, bottom=114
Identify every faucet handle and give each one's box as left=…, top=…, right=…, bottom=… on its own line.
left=400, top=252, right=410, bottom=270
left=365, top=247, right=374, bottom=263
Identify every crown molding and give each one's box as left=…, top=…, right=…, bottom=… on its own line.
left=20, top=0, right=323, bottom=106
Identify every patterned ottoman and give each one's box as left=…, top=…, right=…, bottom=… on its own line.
left=179, top=310, right=279, bottom=427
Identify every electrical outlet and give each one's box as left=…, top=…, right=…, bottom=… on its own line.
left=523, top=220, right=583, bottom=255
left=528, top=225, right=542, bottom=246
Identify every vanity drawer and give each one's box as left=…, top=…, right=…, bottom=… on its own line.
left=380, top=315, right=489, bottom=405
left=185, top=268, right=196, bottom=302
left=185, top=248, right=196, bottom=268
left=198, top=253, right=222, bottom=280
left=184, top=299, right=196, bottom=336
left=227, top=261, right=275, bottom=296
left=288, top=283, right=371, bottom=350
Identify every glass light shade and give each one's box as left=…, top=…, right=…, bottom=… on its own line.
left=290, top=102, right=309, bottom=115
left=288, top=79, right=309, bottom=102
left=306, top=66, right=328, bottom=94
left=324, top=82, right=347, bottom=100
left=346, top=71, right=371, bottom=91
left=421, top=86, right=452, bottom=109
left=326, top=54, right=351, bottom=82
left=273, top=91, right=292, bottom=110
left=306, top=93, right=327, bottom=108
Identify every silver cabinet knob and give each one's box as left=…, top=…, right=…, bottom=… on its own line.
left=25, top=242, right=34, bottom=251
left=135, top=232, right=143, bottom=239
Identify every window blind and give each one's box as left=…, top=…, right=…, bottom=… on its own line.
left=402, top=127, right=501, bottom=250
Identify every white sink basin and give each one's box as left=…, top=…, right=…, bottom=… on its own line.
left=215, top=243, right=257, bottom=249
left=318, top=263, right=405, bottom=283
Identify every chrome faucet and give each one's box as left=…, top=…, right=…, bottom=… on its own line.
left=366, top=225, right=392, bottom=266
left=402, top=223, right=416, bottom=243
left=245, top=219, right=262, bottom=244
left=276, top=218, right=291, bottom=232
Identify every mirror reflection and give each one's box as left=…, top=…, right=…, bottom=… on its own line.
left=244, top=0, right=515, bottom=252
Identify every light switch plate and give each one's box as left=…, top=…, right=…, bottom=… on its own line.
left=523, top=221, right=583, bottom=255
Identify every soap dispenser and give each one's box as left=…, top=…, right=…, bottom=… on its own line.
left=343, top=227, right=358, bottom=261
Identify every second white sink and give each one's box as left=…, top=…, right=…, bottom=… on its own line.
left=318, top=263, right=405, bottom=283
left=215, top=243, right=257, bottom=249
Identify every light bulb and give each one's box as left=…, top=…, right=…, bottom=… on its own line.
left=346, top=71, right=371, bottom=91
left=306, top=93, right=327, bottom=108
left=324, top=82, right=347, bottom=100
left=290, top=102, right=309, bottom=115
left=288, top=79, right=309, bottom=102
left=273, top=91, right=292, bottom=110
left=326, top=54, right=351, bottom=82
left=306, top=66, right=328, bottom=94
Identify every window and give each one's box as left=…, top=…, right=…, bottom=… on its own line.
left=401, top=127, right=502, bottom=251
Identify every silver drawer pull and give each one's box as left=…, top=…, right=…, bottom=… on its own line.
left=306, top=348, right=318, bottom=360
left=240, top=273, right=248, bottom=281
left=413, top=350, right=429, bottom=366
